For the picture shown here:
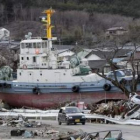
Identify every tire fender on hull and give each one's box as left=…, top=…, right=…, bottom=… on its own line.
left=33, top=87, right=40, bottom=95
left=72, top=85, right=79, bottom=92
left=2, top=83, right=11, bottom=88
left=103, top=83, right=111, bottom=91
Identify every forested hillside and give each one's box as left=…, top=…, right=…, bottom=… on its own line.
left=0, top=0, right=140, bottom=44
left=1, top=0, right=140, bottom=22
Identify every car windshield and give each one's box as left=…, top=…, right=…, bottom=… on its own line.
left=136, top=96, right=140, bottom=99
left=124, top=69, right=132, bottom=76
left=65, top=107, right=81, bottom=113
left=115, top=71, right=125, bottom=77
left=108, top=71, right=125, bottom=77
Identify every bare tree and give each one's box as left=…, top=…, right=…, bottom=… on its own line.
left=0, top=4, right=5, bottom=25
left=92, top=30, right=140, bottom=98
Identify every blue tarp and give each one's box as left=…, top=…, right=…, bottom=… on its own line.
left=112, top=58, right=126, bottom=63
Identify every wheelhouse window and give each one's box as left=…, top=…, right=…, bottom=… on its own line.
left=21, top=43, right=25, bottom=49
left=33, top=43, right=37, bottom=48
left=42, top=42, right=45, bottom=48
left=37, top=42, right=41, bottom=48
left=25, top=43, right=32, bottom=48
left=45, top=42, right=47, bottom=48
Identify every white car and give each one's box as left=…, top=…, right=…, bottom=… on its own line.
left=106, top=69, right=133, bottom=82
left=130, top=93, right=140, bottom=105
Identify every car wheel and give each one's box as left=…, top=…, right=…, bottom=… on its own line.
left=82, top=122, right=85, bottom=125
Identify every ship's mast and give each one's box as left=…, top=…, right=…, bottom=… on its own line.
left=42, top=9, right=55, bottom=39
left=41, top=8, right=57, bottom=69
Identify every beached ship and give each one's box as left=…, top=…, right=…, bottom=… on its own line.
left=0, top=9, right=135, bottom=109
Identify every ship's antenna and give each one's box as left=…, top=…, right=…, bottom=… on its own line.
left=42, top=8, right=55, bottom=39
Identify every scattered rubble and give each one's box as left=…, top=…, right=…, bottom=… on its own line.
left=88, top=100, right=140, bottom=119
left=83, top=130, right=123, bottom=140
left=0, top=99, right=136, bottom=139
left=0, top=113, right=124, bottom=139
left=11, top=129, right=25, bottom=136
left=0, top=114, right=78, bottom=139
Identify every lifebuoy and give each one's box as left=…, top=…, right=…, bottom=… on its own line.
left=33, top=87, right=40, bottom=95
left=103, top=83, right=111, bottom=91
left=23, top=65, right=27, bottom=69
left=72, top=85, right=79, bottom=92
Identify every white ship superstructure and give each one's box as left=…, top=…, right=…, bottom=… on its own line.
left=17, top=9, right=104, bottom=84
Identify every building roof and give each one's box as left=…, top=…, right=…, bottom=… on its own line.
left=57, top=49, right=74, bottom=57
left=53, top=45, right=74, bottom=50
left=107, top=27, right=126, bottom=31
left=76, top=48, right=132, bottom=61
left=133, top=52, right=140, bottom=60
left=77, top=49, right=92, bottom=58
left=88, top=60, right=107, bottom=69
left=113, top=57, right=127, bottom=63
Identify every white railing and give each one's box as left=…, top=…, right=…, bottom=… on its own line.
left=0, top=109, right=140, bottom=125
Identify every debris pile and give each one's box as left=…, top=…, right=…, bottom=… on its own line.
left=0, top=114, right=41, bottom=127
left=89, top=100, right=140, bottom=119
left=10, top=128, right=60, bottom=139
left=0, top=114, right=81, bottom=139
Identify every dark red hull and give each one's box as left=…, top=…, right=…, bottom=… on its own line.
left=0, top=92, right=128, bottom=109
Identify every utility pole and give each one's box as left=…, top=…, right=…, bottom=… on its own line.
left=82, top=24, right=85, bottom=44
